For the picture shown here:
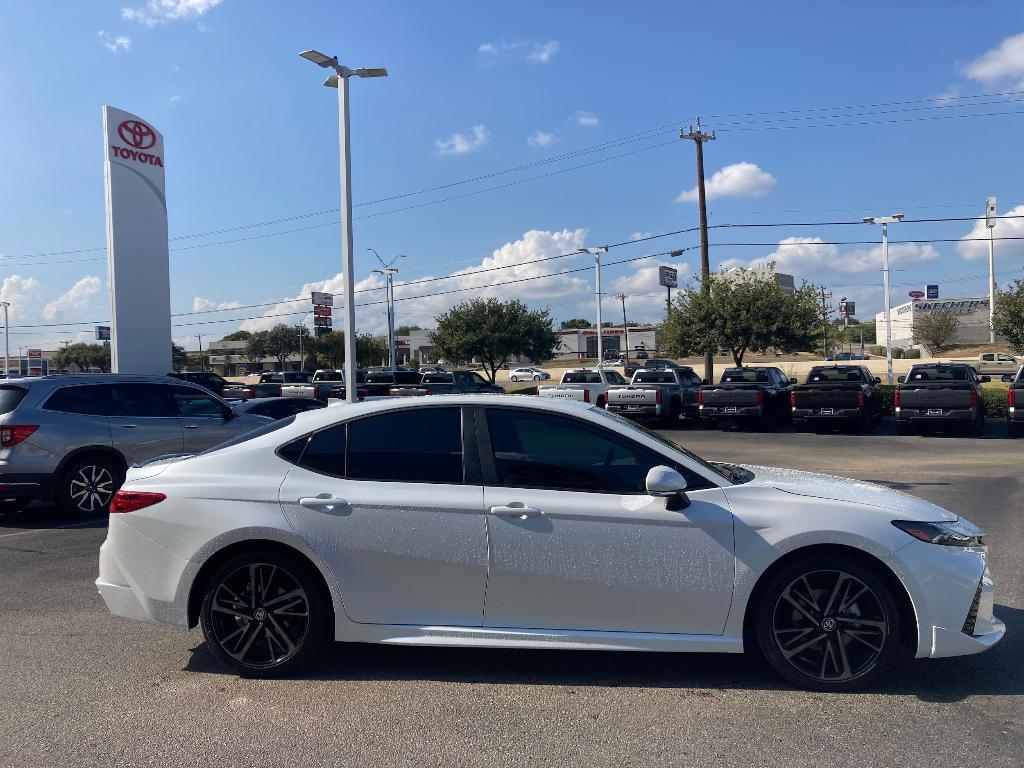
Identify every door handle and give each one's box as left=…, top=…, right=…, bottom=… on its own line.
left=183, top=425, right=199, bottom=429
left=299, top=495, right=348, bottom=509
left=489, top=504, right=544, bottom=518
left=119, top=424, right=139, bottom=429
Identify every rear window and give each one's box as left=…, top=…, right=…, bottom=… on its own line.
left=807, top=367, right=862, bottom=383
left=721, top=369, right=770, bottom=383
left=422, top=374, right=454, bottom=384
left=313, top=371, right=343, bottom=382
left=0, top=386, right=27, bottom=415
left=908, top=366, right=970, bottom=381
left=366, top=371, right=396, bottom=383
left=564, top=372, right=600, bottom=383
left=634, top=371, right=675, bottom=384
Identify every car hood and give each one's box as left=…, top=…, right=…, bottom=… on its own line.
left=737, top=464, right=957, bottom=521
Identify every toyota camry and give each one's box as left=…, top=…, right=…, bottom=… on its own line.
left=96, top=395, right=1004, bottom=690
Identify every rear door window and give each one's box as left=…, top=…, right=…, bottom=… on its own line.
left=43, top=384, right=116, bottom=416
left=348, top=407, right=463, bottom=484
left=111, top=384, right=176, bottom=417
left=0, top=386, right=28, bottom=415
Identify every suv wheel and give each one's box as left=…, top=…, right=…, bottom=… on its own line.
left=755, top=555, right=903, bottom=691
left=59, top=456, right=122, bottom=516
left=200, top=550, right=329, bottom=677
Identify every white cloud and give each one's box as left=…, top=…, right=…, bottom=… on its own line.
left=604, top=257, right=691, bottom=322
left=573, top=110, right=599, bottom=127
left=478, top=40, right=559, bottom=64
left=718, top=236, right=940, bottom=276
left=436, top=124, right=488, bottom=156
left=192, top=296, right=242, bottom=313
left=239, top=230, right=591, bottom=336
left=958, top=203, right=1024, bottom=261
left=0, top=276, right=44, bottom=320
left=527, top=130, right=554, bottom=148
left=676, top=161, right=777, bottom=203
left=630, top=232, right=653, bottom=241
left=97, top=30, right=132, bottom=54
left=43, top=277, right=102, bottom=321
left=527, top=40, right=559, bottom=63
left=122, top=0, right=223, bottom=26
left=963, top=32, right=1024, bottom=84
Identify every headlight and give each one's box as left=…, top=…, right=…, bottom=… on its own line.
left=892, top=518, right=985, bottom=547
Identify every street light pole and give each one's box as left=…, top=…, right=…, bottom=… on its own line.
left=0, top=302, right=9, bottom=378
left=298, top=310, right=313, bottom=370
left=986, top=196, right=997, bottom=344
left=864, top=214, right=904, bottom=385
left=300, top=50, right=388, bottom=402
left=578, top=247, right=609, bottom=366
left=368, top=249, right=404, bottom=370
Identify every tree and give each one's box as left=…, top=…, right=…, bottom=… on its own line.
left=660, top=267, right=821, bottom=366
left=313, top=331, right=345, bottom=369
left=220, top=330, right=252, bottom=342
left=430, top=298, right=560, bottom=382
left=841, top=321, right=876, bottom=346
left=912, top=309, right=960, bottom=353
left=993, top=280, right=1024, bottom=354
left=560, top=318, right=592, bottom=329
left=395, top=324, right=422, bottom=336
left=356, top=333, right=389, bottom=367
left=264, top=324, right=299, bottom=370
left=242, top=331, right=269, bottom=369
left=52, top=343, right=110, bottom=373
left=171, top=343, right=187, bottom=370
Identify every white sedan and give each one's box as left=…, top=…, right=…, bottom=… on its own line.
left=96, top=395, right=1003, bottom=690
left=509, top=367, right=550, bottom=382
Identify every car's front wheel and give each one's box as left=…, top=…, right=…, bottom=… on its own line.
left=200, top=550, right=329, bottom=677
left=510, top=376, right=518, bottom=382
left=58, top=455, right=122, bottom=516
left=755, top=555, right=903, bottom=691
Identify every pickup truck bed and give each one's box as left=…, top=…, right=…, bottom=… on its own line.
left=897, top=378, right=984, bottom=435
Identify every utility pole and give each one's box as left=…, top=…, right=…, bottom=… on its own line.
left=819, top=288, right=832, bottom=359
left=369, top=249, right=404, bottom=370
left=864, top=214, right=903, bottom=385
left=615, top=293, right=630, bottom=363
left=578, top=247, right=609, bottom=366
left=0, top=302, right=8, bottom=379
left=195, top=333, right=205, bottom=371
left=986, top=196, right=997, bottom=344
left=680, top=117, right=716, bottom=384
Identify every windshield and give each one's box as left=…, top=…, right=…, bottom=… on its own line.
left=589, top=406, right=732, bottom=483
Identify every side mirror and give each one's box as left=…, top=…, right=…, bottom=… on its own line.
left=223, top=407, right=237, bottom=420
left=789, top=377, right=798, bottom=385
left=980, top=375, right=991, bottom=383
left=897, top=376, right=905, bottom=384
left=874, top=377, right=882, bottom=384
left=646, top=466, right=690, bottom=510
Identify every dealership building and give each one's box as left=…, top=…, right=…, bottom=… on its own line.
left=875, top=297, right=996, bottom=350
left=554, top=326, right=659, bottom=360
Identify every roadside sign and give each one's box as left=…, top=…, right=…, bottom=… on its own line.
left=95, top=325, right=111, bottom=341
left=311, top=291, right=333, bottom=307
left=839, top=300, right=855, bottom=317
left=908, top=290, right=925, bottom=300
left=926, top=284, right=939, bottom=299
left=28, top=349, right=41, bottom=359
left=313, top=305, right=332, bottom=317
left=658, top=266, right=678, bottom=288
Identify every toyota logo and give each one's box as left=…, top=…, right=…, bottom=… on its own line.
left=117, top=119, right=156, bottom=150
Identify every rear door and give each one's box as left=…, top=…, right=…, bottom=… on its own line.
left=169, top=384, right=241, bottom=452
left=108, top=383, right=184, bottom=464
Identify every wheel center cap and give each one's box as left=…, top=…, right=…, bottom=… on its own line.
left=253, top=608, right=267, bottom=621
left=821, top=617, right=837, bottom=632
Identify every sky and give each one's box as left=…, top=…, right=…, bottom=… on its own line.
left=2, top=0, right=1024, bottom=352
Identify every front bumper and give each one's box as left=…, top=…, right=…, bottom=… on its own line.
left=930, top=567, right=1004, bottom=657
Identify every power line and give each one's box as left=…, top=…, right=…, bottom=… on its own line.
left=717, top=107, right=1024, bottom=133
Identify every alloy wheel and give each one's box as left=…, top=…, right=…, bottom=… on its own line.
left=207, top=562, right=311, bottom=670
left=68, top=464, right=115, bottom=514
left=770, top=569, right=888, bottom=683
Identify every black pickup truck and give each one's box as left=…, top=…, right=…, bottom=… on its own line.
left=791, top=365, right=883, bottom=432
left=1001, top=367, right=1024, bottom=438
left=698, top=367, right=794, bottom=429
left=390, top=370, right=505, bottom=396
left=896, top=363, right=989, bottom=435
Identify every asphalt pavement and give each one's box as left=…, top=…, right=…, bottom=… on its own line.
left=0, top=419, right=1021, bottom=768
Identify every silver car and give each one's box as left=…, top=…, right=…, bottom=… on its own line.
left=0, top=374, right=266, bottom=515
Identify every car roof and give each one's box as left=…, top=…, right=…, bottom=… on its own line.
left=12, top=374, right=199, bottom=388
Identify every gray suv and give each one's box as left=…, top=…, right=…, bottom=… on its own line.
left=0, top=375, right=267, bottom=515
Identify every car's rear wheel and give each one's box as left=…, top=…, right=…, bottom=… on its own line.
left=1009, top=422, right=1021, bottom=439
left=533, top=375, right=541, bottom=381
left=510, top=376, right=518, bottom=382
left=896, top=421, right=912, bottom=436
left=58, top=455, right=122, bottom=516
left=755, top=555, right=903, bottom=691
left=200, top=550, right=329, bottom=677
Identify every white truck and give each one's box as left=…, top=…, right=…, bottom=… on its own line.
left=949, top=352, right=1019, bottom=376
left=535, top=368, right=628, bottom=406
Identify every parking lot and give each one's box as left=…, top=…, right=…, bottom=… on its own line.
left=0, top=420, right=1021, bottom=768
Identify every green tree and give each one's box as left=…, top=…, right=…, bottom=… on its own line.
left=993, top=280, right=1024, bottom=354
left=356, top=333, right=389, bottom=367
left=841, top=321, right=876, bottom=346
left=313, top=331, right=345, bottom=369
left=220, top=330, right=252, bottom=342
left=661, top=267, right=821, bottom=366
left=395, top=325, right=422, bottom=336
left=264, top=324, right=299, bottom=370
left=560, top=318, right=592, bottom=329
left=243, top=331, right=269, bottom=369
left=53, top=343, right=111, bottom=373
left=171, top=342, right=187, bottom=371
left=912, top=309, right=961, bottom=353
left=430, top=298, right=560, bottom=382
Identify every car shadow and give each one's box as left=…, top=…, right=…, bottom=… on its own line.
left=184, top=604, right=1022, bottom=700
left=0, top=502, right=107, bottom=532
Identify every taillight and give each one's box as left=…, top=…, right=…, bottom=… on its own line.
left=970, top=389, right=978, bottom=408
left=697, top=389, right=704, bottom=405
left=1, top=425, right=37, bottom=448
left=857, top=392, right=865, bottom=407
left=385, top=386, right=392, bottom=396
left=109, top=490, right=166, bottom=514
left=894, top=389, right=901, bottom=408
left=655, top=388, right=663, bottom=404
left=583, top=389, right=591, bottom=403
left=756, top=389, right=765, bottom=406
left=790, top=391, right=797, bottom=408
left=1009, top=388, right=1016, bottom=407
left=533, top=386, right=540, bottom=396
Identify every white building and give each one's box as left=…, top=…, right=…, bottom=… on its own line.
left=555, top=326, right=659, bottom=360
left=875, top=297, right=994, bottom=350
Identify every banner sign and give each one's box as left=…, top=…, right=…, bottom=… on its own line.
left=103, top=106, right=172, bottom=374
left=311, top=291, right=334, bottom=307
left=96, top=325, right=111, bottom=341
left=658, top=266, right=678, bottom=288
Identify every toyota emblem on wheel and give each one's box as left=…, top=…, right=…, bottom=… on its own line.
left=117, top=119, right=156, bottom=149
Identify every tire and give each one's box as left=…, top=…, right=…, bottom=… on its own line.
left=1009, top=422, right=1021, bottom=439
left=510, top=376, right=518, bottom=382
left=754, top=554, right=904, bottom=692
left=58, top=455, right=122, bottom=516
left=896, top=421, right=912, bottom=436
left=793, top=420, right=807, bottom=433
left=969, top=412, right=985, bottom=437
left=200, top=549, right=330, bottom=678
left=533, top=375, right=541, bottom=381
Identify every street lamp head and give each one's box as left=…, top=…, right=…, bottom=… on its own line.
left=355, top=67, right=388, bottom=78
left=323, top=74, right=340, bottom=89
left=577, top=246, right=609, bottom=255
left=863, top=214, right=904, bottom=225
left=299, top=50, right=337, bottom=67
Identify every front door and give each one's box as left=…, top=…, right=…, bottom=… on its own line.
left=279, top=406, right=487, bottom=626
left=108, top=383, right=184, bottom=464
left=480, top=406, right=734, bottom=635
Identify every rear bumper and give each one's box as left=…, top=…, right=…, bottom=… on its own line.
left=792, top=407, right=862, bottom=421
left=700, top=405, right=763, bottom=419
left=1007, top=407, right=1024, bottom=423
left=0, top=472, right=53, bottom=500
left=607, top=404, right=663, bottom=418
left=896, top=408, right=976, bottom=424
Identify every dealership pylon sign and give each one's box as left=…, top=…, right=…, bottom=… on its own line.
left=103, top=106, right=172, bottom=375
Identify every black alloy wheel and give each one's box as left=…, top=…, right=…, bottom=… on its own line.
left=200, top=551, right=328, bottom=676
left=756, top=555, right=902, bottom=691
